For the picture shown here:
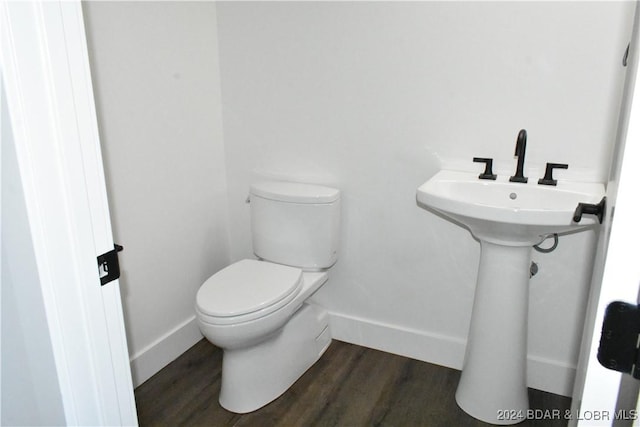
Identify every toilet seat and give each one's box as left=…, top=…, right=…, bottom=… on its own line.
left=196, top=259, right=303, bottom=325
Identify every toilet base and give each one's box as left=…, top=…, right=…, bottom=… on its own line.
left=218, top=303, right=331, bottom=413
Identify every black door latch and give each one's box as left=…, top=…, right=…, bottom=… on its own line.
left=597, top=301, right=640, bottom=379
left=97, top=244, right=123, bottom=286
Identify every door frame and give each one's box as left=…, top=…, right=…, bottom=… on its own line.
left=572, top=1, right=640, bottom=425
left=1, top=1, right=137, bottom=424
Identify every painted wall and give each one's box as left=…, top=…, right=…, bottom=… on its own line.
left=82, top=1, right=228, bottom=385
left=1, top=80, right=66, bottom=425
left=216, top=2, right=636, bottom=395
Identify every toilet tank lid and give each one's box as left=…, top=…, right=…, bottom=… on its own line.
left=250, top=181, right=340, bottom=204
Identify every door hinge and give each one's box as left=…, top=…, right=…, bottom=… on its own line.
left=597, top=301, right=640, bottom=379
left=97, top=244, right=124, bottom=286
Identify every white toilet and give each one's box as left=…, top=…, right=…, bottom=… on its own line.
left=195, top=180, right=341, bottom=414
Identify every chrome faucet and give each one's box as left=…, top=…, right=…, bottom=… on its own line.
left=509, top=129, right=528, bottom=183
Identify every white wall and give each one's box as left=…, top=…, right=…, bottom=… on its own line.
left=82, top=1, right=229, bottom=385
left=216, top=1, right=636, bottom=395
left=1, top=78, right=66, bottom=425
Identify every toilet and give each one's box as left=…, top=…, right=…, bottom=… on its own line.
left=195, top=180, right=341, bottom=414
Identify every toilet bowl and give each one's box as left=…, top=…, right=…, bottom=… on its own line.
left=196, top=259, right=325, bottom=349
left=195, top=181, right=340, bottom=413
left=196, top=260, right=331, bottom=413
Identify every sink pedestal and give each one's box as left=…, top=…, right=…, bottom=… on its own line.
left=455, top=241, right=531, bottom=425
left=416, top=169, right=605, bottom=424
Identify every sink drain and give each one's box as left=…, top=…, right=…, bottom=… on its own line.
left=509, top=192, right=517, bottom=200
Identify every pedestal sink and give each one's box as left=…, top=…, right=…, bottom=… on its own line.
left=416, top=169, right=605, bottom=425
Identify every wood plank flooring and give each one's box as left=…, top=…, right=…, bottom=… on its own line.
left=134, top=339, right=571, bottom=427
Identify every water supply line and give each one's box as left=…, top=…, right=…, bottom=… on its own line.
left=533, top=233, right=559, bottom=253
left=529, top=234, right=559, bottom=278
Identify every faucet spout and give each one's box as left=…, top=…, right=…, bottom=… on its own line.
left=509, top=129, right=528, bottom=183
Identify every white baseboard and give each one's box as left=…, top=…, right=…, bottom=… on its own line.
left=329, top=311, right=467, bottom=370
left=129, top=315, right=203, bottom=387
left=328, top=311, right=575, bottom=397
left=127, top=311, right=576, bottom=395
left=527, top=354, right=576, bottom=397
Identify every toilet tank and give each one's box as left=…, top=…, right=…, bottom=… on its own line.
left=249, top=181, right=340, bottom=270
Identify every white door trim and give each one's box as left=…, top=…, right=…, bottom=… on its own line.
left=1, top=1, right=137, bottom=424
left=573, top=1, right=640, bottom=425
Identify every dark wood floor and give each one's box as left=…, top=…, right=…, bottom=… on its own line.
left=134, top=339, right=571, bottom=427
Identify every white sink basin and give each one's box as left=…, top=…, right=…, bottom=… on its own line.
left=417, top=169, right=605, bottom=245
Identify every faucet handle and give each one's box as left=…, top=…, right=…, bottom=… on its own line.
left=473, top=157, right=497, bottom=180
left=538, top=162, right=568, bottom=186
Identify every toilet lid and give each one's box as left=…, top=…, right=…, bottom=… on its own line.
left=196, top=259, right=303, bottom=318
